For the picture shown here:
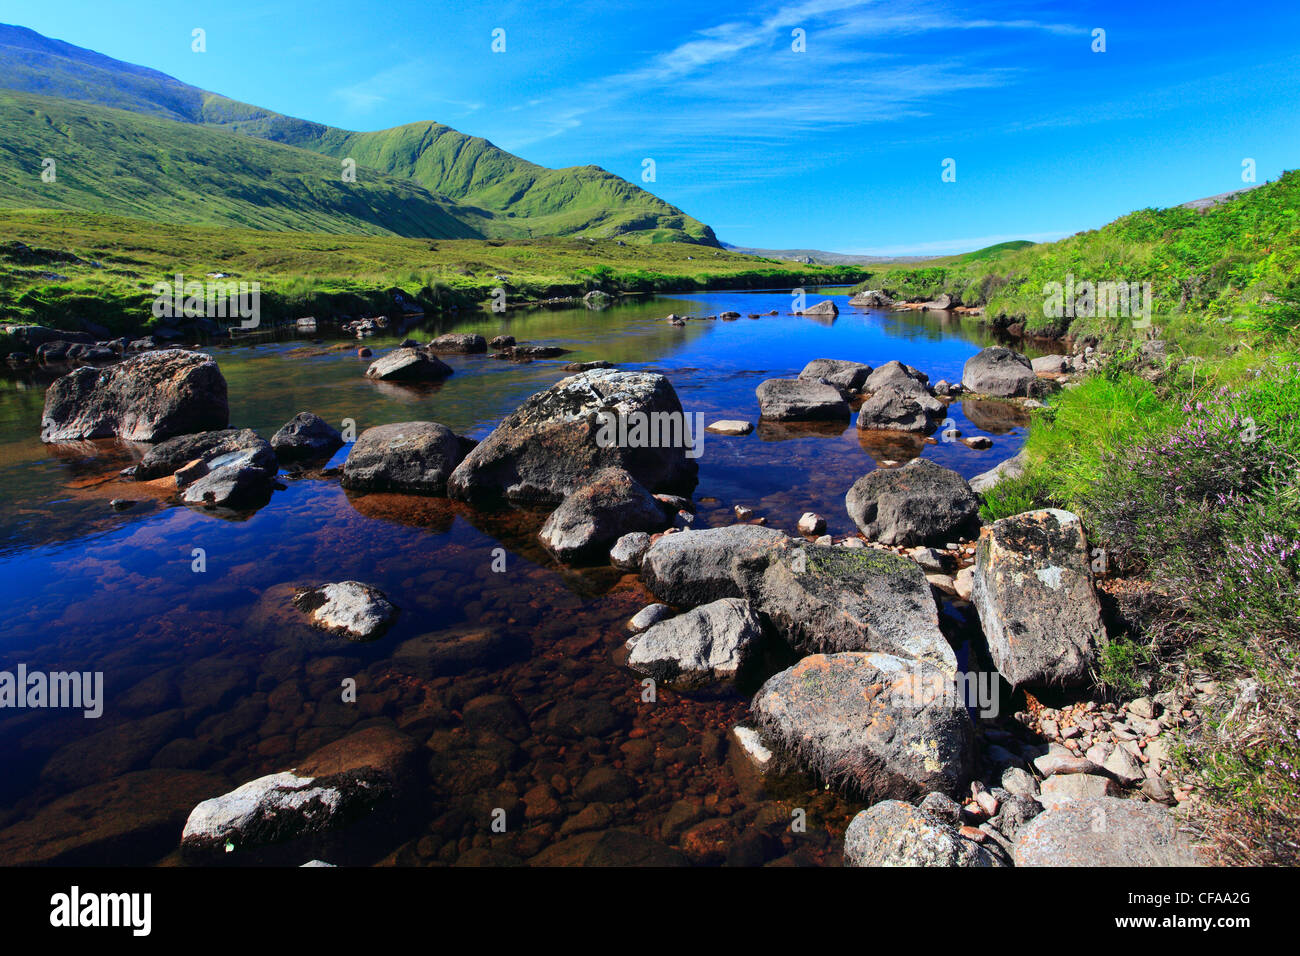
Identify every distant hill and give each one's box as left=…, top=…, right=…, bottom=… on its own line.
left=720, top=242, right=938, bottom=265
left=0, top=23, right=717, bottom=245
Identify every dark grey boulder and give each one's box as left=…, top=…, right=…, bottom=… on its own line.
left=846, top=458, right=980, bottom=545
left=856, top=388, right=941, bottom=433
left=962, top=346, right=1038, bottom=397
left=755, top=379, right=850, bottom=421
left=752, top=652, right=974, bottom=799
left=538, top=468, right=671, bottom=562
left=972, top=508, right=1106, bottom=687
left=342, top=422, right=469, bottom=494
left=640, top=525, right=789, bottom=606
left=448, top=369, right=698, bottom=506
left=626, top=597, right=764, bottom=688
left=364, top=347, right=453, bottom=382
left=179, top=440, right=278, bottom=508
left=270, top=412, right=343, bottom=461
left=132, top=428, right=261, bottom=480
left=41, top=349, right=228, bottom=442
left=864, top=360, right=930, bottom=395
left=844, top=799, right=1003, bottom=866
left=798, top=358, right=873, bottom=395
left=427, top=333, right=487, bottom=353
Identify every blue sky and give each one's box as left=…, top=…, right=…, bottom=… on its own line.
left=5, top=0, right=1299, bottom=253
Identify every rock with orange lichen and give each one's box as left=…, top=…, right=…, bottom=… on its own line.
left=843, top=799, right=1003, bottom=867
left=751, top=652, right=973, bottom=800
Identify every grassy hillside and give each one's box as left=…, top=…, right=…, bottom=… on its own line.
left=851, top=172, right=1300, bottom=341
left=0, top=209, right=863, bottom=332
left=0, top=90, right=490, bottom=238
left=0, top=23, right=717, bottom=245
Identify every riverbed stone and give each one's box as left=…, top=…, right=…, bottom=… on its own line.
left=798, top=359, right=873, bottom=395
left=1016, top=797, right=1202, bottom=866
left=448, top=369, right=698, bottom=506
left=342, top=422, right=469, bottom=494
left=270, top=412, right=343, bottom=461
left=755, top=379, right=850, bottom=421
left=538, top=467, right=670, bottom=561
left=855, top=389, right=941, bottom=433
left=627, top=598, right=764, bottom=688
left=41, top=349, right=228, bottom=442
left=292, top=581, right=398, bottom=640
left=179, top=439, right=278, bottom=508
left=131, top=427, right=262, bottom=480
left=962, top=346, right=1037, bottom=397
left=972, top=509, right=1106, bottom=687
left=640, top=524, right=789, bottom=606
left=610, top=530, right=653, bottom=570
left=427, top=333, right=487, bottom=353
left=846, top=458, right=980, bottom=546
left=969, top=449, right=1028, bottom=493
left=843, top=799, right=1003, bottom=867
left=364, top=347, right=453, bottom=382
left=628, top=603, right=673, bottom=634
left=751, top=652, right=974, bottom=799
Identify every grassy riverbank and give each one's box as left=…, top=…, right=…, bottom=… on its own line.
left=0, top=209, right=865, bottom=334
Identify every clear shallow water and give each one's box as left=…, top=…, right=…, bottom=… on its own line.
left=0, top=289, right=1038, bottom=866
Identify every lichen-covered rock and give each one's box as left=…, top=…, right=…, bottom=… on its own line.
left=448, top=369, right=698, bottom=506
left=41, top=349, right=228, bottom=442
left=180, top=725, right=417, bottom=856
left=627, top=598, right=764, bottom=688
left=364, top=347, right=453, bottom=382
left=538, top=468, right=670, bottom=561
left=270, top=412, right=343, bottom=461
left=292, top=581, right=397, bottom=640
left=844, top=799, right=1003, bottom=867
left=342, top=422, right=469, bottom=494
left=1016, top=797, right=1202, bottom=866
left=640, top=525, right=790, bottom=606
left=751, top=652, right=974, bottom=799
left=846, top=458, right=980, bottom=546
left=755, top=379, right=850, bottom=421
left=962, top=346, right=1037, bottom=397
left=972, top=509, right=1106, bottom=687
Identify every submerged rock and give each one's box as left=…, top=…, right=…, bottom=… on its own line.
left=627, top=597, right=764, bottom=688
left=972, top=509, right=1106, bottom=687
left=292, top=581, right=398, bottom=640
left=844, top=799, right=1003, bottom=867
left=751, top=652, right=974, bottom=799
left=270, top=412, right=343, bottom=461
left=538, top=467, right=671, bottom=561
left=755, top=379, right=850, bottom=421
left=341, top=422, right=470, bottom=494
left=448, top=369, right=698, bottom=506
left=962, top=346, right=1038, bottom=397
left=845, top=458, right=980, bottom=546
left=41, top=349, right=228, bottom=442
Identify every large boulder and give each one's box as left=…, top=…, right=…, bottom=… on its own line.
left=41, top=349, right=228, bottom=442
left=180, top=725, right=418, bottom=856
left=447, top=369, right=698, bottom=506
left=753, top=540, right=956, bottom=671
left=364, top=347, right=452, bottom=382
left=131, top=427, right=261, bottom=480
left=755, top=379, right=850, bottom=421
left=856, top=389, right=941, bottom=433
left=864, top=360, right=930, bottom=394
left=626, top=598, right=764, bottom=688
left=849, top=290, right=894, bottom=308
left=844, top=799, right=1003, bottom=867
left=845, top=458, right=980, bottom=546
left=1016, top=797, right=1202, bottom=866
left=640, top=525, right=789, bottom=606
left=538, top=468, right=671, bottom=561
left=802, top=300, right=839, bottom=317
left=751, top=652, right=974, bottom=799
left=972, top=509, right=1106, bottom=687
left=962, top=346, right=1037, bottom=397
left=179, top=439, right=278, bottom=508
left=342, top=422, right=469, bottom=494
left=798, top=359, right=873, bottom=395
left=270, top=412, right=343, bottom=461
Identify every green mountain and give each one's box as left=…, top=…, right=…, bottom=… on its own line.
left=0, top=23, right=717, bottom=245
